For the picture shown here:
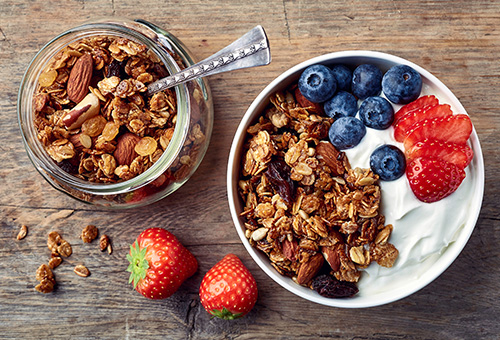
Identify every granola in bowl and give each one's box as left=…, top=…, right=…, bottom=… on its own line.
left=237, top=87, right=399, bottom=298
left=227, top=51, right=484, bottom=308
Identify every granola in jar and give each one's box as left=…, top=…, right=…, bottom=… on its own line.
left=19, top=20, right=214, bottom=207
left=33, top=35, right=181, bottom=184
left=237, top=84, right=398, bottom=298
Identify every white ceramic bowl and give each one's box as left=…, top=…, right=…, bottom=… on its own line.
left=227, top=51, right=484, bottom=308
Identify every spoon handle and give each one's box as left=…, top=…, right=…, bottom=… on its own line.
left=147, top=25, right=271, bottom=96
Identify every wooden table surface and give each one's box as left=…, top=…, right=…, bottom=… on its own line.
left=1, top=1, right=499, bottom=339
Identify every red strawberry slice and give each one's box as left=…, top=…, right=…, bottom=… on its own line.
left=406, top=156, right=466, bottom=203
left=393, top=104, right=453, bottom=142
left=394, top=95, right=439, bottom=123
left=403, top=114, right=473, bottom=151
left=405, top=139, right=474, bottom=169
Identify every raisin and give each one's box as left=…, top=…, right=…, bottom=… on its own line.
left=311, top=274, right=358, bottom=298
left=57, top=159, right=78, bottom=174
left=265, top=158, right=296, bottom=205
left=106, top=59, right=126, bottom=78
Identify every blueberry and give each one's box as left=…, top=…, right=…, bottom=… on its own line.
left=298, top=64, right=337, bottom=103
left=324, top=91, right=358, bottom=119
left=370, top=144, right=406, bottom=181
left=351, top=64, right=383, bottom=99
left=330, top=64, right=352, bottom=91
left=382, top=65, right=422, bottom=104
left=328, top=116, right=366, bottom=150
left=358, top=96, right=394, bottom=130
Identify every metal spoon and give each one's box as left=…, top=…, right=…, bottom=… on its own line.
left=146, top=25, right=271, bottom=96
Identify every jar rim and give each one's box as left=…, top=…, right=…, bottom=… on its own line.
left=17, top=20, right=191, bottom=195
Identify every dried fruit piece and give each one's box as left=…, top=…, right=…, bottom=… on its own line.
left=311, top=274, right=358, bottom=298
left=17, top=224, right=28, bottom=240
left=81, top=225, right=98, bottom=243
left=81, top=115, right=107, bottom=137
left=74, top=265, right=90, bottom=277
left=265, top=159, right=296, bottom=206
left=79, top=134, right=92, bottom=149
left=135, top=137, right=157, bottom=156
left=38, top=69, right=58, bottom=87
left=101, top=122, right=120, bottom=141
left=67, top=53, right=94, bottom=103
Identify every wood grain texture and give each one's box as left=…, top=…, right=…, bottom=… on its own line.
left=0, top=0, right=499, bottom=339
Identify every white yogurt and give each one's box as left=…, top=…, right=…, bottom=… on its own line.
left=344, top=89, right=474, bottom=297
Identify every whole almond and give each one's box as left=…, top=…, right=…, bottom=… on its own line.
left=114, top=132, right=140, bottom=165
left=316, top=141, right=345, bottom=176
left=322, top=244, right=342, bottom=272
left=67, top=53, right=93, bottom=103
left=296, top=253, right=324, bottom=285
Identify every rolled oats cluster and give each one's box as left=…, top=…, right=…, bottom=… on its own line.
left=238, top=86, right=399, bottom=298
left=33, top=35, right=198, bottom=183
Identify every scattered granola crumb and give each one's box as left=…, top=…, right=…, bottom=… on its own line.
left=81, top=225, right=98, bottom=243
left=74, top=265, right=90, bottom=277
left=47, top=231, right=72, bottom=257
left=35, top=263, right=56, bottom=294
left=16, top=224, right=28, bottom=240
left=48, top=256, right=62, bottom=269
left=99, top=234, right=110, bottom=252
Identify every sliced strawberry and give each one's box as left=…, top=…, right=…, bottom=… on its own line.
left=406, top=156, right=466, bottom=203
left=393, top=104, right=453, bottom=142
left=405, top=139, right=474, bottom=169
left=394, top=95, right=439, bottom=123
left=403, top=114, right=473, bottom=151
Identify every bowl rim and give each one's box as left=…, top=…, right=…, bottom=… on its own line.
left=227, top=50, right=485, bottom=308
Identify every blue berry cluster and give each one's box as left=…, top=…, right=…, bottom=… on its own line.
left=297, top=62, right=421, bottom=181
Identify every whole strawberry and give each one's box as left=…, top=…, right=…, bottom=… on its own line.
left=199, top=254, right=258, bottom=320
left=127, top=228, right=197, bottom=299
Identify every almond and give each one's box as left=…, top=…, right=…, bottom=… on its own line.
left=316, top=141, right=346, bottom=176
left=296, top=253, right=324, bottom=285
left=282, top=238, right=299, bottom=262
left=114, top=132, right=140, bottom=165
left=322, top=245, right=341, bottom=272
left=67, top=53, right=93, bottom=103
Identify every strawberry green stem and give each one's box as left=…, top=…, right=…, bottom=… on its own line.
left=210, top=307, right=244, bottom=320
left=126, top=240, right=149, bottom=288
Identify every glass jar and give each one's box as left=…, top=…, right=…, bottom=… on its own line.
left=18, top=18, right=213, bottom=208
